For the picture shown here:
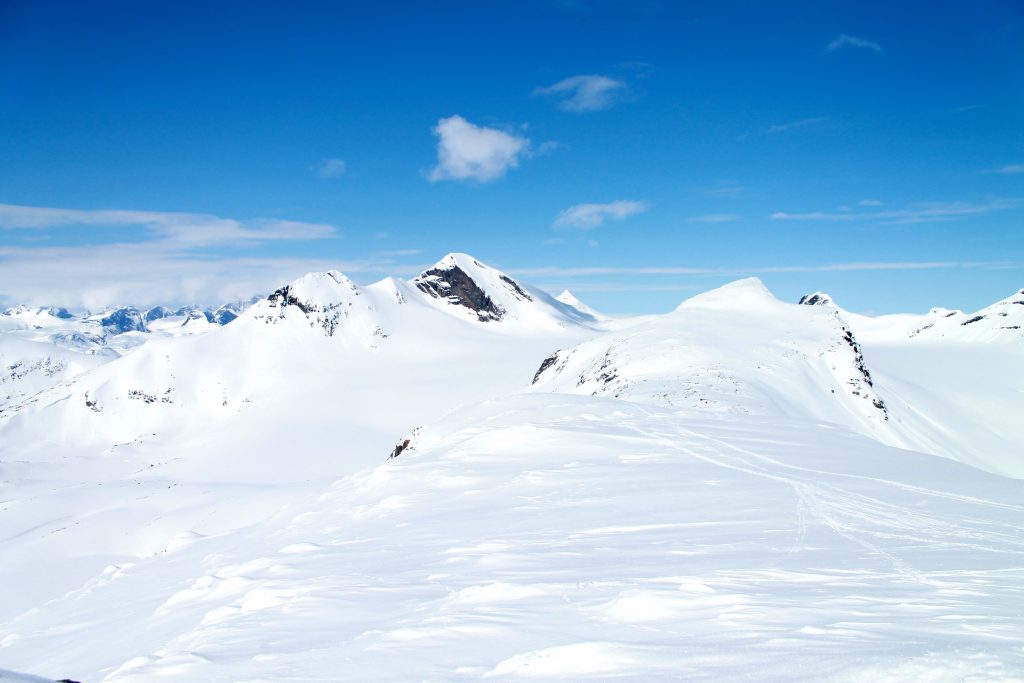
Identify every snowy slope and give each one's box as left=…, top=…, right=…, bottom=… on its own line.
left=0, top=255, right=606, bottom=633
left=797, top=288, right=1024, bottom=476
left=2, top=394, right=1023, bottom=681
left=532, top=278, right=893, bottom=442
left=2, top=265, right=1023, bottom=681
left=800, top=287, right=1024, bottom=344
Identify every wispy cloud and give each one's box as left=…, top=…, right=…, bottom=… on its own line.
left=428, top=115, right=530, bottom=183
left=858, top=199, right=884, bottom=207
left=767, top=117, right=828, bottom=134
left=689, top=214, right=740, bottom=224
left=534, top=74, right=627, bottom=112
left=0, top=203, right=337, bottom=246
left=0, top=203, right=360, bottom=309
left=985, top=164, right=1024, bottom=175
left=313, top=158, right=346, bottom=178
left=554, top=200, right=649, bottom=229
left=511, top=260, right=1013, bottom=279
left=827, top=34, right=883, bottom=53
left=692, top=180, right=746, bottom=200
left=770, top=199, right=1020, bottom=225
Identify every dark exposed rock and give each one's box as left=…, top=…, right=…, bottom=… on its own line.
left=961, top=315, right=985, bottom=326
left=798, top=293, right=831, bottom=306
left=533, top=353, right=560, bottom=384
left=214, top=308, right=239, bottom=325
left=43, top=306, right=74, bottom=319
left=499, top=274, right=532, bottom=301
left=101, top=307, right=147, bottom=334
left=387, top=427, right=421, bottom=460
left=267, top=285, right=315, bottom=315
left=389, top=438, right=411, bottom=460
left=145, top=306, right=172, bottom=322
left=415, top=265, right=505, bottom=322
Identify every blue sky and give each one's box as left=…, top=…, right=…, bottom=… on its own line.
left=1, top=0, right=1022, bottom=314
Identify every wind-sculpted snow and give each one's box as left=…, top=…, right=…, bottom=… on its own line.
left=2, top=395, right=1023, bottom=681
left=2, top=259, right=1024, bottom=680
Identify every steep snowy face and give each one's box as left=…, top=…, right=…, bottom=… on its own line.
left=533, top=277, right=892, bottom=440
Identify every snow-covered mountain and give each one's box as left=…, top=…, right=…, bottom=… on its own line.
left=1, top=257, right=1022, bottom=682
left=532, top=278, right=891, bottom=437
left=530, top=279, right=1024, bottom=477
left=800, top=286, right=1024, bottom=344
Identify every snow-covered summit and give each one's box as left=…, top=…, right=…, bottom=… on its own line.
left=556, top=289, right=606, bottom=320
left=675, top=276, right=776, bottom=311
left=413, top=252, right=597, bottom=327
left=535, top=277, right=892, bottom=442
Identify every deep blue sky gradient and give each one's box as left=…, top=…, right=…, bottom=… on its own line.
left=1, top=1, right=1022, bottom=313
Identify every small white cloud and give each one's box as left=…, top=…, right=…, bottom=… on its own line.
left=536, top=140, right=564, bottom=156
left=858, top=199, right=884, bottom=206
left=988, top=164, right=1024, bottom=175
left=314, top=158, right=346, bottom=178
left=770, top=198, right=1020, bottom=224
left=827, top=34, right=883, bottom=53
left=428, top=115, right=530, bottom=183
left=554, top=200, right=648, bottom=229
left=767, top=117, right=827, bottom=134
left=689, top=214, right=740, bottom=224
left=534, top=74, right=627, bottom=112
left=692, top=180, right=746, bottom=199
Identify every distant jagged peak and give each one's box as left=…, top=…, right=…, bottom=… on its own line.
left=676, top=277, right=777, bottom=311
left=556, top=289, right=583, bottom=307
left=556, top=289, right=605, bottom=320
left=798, top=292, right=834, bottom=307
left=100, top=306, right=147, bottom=334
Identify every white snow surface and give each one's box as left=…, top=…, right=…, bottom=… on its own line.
left=1, top=258, right=1023, bottom=681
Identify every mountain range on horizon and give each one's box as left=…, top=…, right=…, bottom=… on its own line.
left=2, top=251, right=1023, bottom=682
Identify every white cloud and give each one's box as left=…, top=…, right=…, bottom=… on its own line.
left=314, top=158, right=346, bottom=178
left=534, top=74, right=627, bottom=112
left=554, top=200, right=649, bottom=229
left=988, top=164, right=1024, bottom=175
left=689, top=214, right=741, bottom=224
left=0, top=203, right=337, bottom=247
left=827, top=34, right=883, bottom=53
left=770, top=199, right=1020, bottom=225
left=766, top=117, right=827, bottom=134
left=858, top=199, right=884, bottom=206
left=428, top=115, right=530, bottom=183
left=0, top=203, right=356, bottom=308
left=511, top=260, right=1012, bottom=278
left=0, top=243, right=396, bottom=310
